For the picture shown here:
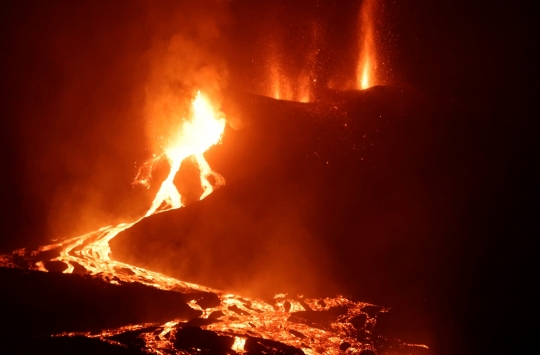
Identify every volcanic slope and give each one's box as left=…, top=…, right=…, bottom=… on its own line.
left=111, top=85, right=439, bottom=301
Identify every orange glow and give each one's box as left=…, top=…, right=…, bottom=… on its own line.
left=232, top=336, right=247, bottom=353
left=265, top=22, right=320, bottom=103
left=357, top=0, right=378, bottom=89
left=146, top=91, right=226, bottom=215
left=28, top=91, right=226, bottom=280
left=0, top=7, right=425, bottom=353
left=53, top=294, right=417, bottom=355
left=1, top=90, right=429, bottom=354
left=267, top=56, right=313, bottom=103
left=268, top=48, right=297, bottom=102
left=297, top=72, right=312, bottom=103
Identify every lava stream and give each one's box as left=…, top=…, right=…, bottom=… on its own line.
left=34, top=91, right=225, bottom=280
left=0, top=89, right=429, bottom=355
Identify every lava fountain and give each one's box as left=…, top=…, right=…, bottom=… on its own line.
left=357, top=0, right=378, bottom=89
left=265, top=21, right=320, bottom=103
left=28, top=91, right=226, bottom=285
left=0, top=3, right=431, bottom=351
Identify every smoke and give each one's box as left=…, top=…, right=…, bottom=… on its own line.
left=110, top=179, right=341, bottom=299
left=0, top=1, right=233, bottom=250
left=142, top=0, right=231, bottom=154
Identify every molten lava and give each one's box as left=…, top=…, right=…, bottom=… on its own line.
left=144, top=91, right=226, bottom=216
left=0, top=88, right=428, bottom=354
left=0, top=27, right=426, bottom=352
left=357, top=0, right=378, bottom=89
left=28, top=91, right=225, bottom=280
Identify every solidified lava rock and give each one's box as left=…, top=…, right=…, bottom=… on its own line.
left=228, top=304, right=250, bottom=316
left=2, top=336, right=146, bottom=355
left=172, top=327, right=306, bottom=355
left=208, top=310, right=226, bottom=319
left=244, top=336, right=305, bottom=355
left=339, top=342, right=351, bottom=351
left=283, top=301, right=292, bottom=312
left=185, top=291, right=221, bottom=309
left=350, top=313, right=369, bottom=329
left=173, top=326, right=235, bottom=354
left=108, top=326, right=159, bottom=348
left=289, top=329, right=308, bottom=339
left=43, top=260, right=69, bottom=273
left=184, top=317, right=219, bottom=327
left=362, top=305, right=383, bottom=318
left=287, top=306, right=348, bottom=328
left=0, top=267, right=202, bottom=340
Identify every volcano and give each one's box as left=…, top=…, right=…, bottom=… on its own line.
left=1, top=86, right=434, bottom=355
left=0, top=1, right=534, bottom=355
left=109, top=86, right=430, bottom=298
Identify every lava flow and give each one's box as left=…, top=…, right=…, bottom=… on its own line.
left=0, top=2, right=427, bottom=346
left=1, top=91, right=427, bottom=354
left=10, top=91, right=226, bottom=290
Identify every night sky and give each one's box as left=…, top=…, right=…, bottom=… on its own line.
left=0, top=1, right=534, bottom=354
